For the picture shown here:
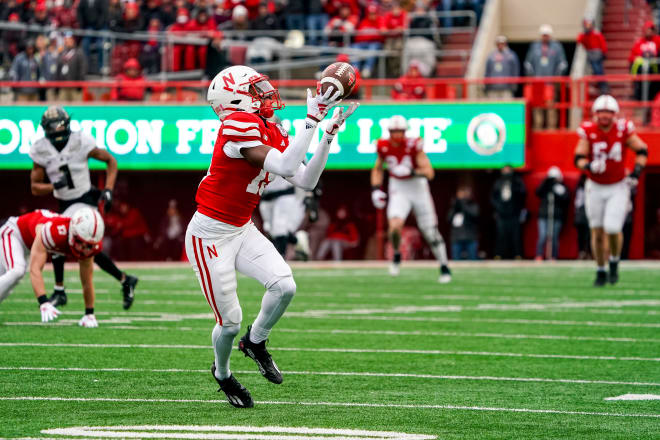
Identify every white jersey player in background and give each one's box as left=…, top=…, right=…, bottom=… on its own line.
left=371, top=115, right=451, bottom=283
left=259, top=175, right=311, bottom=259
left=29, top=106, right=139, bottom=309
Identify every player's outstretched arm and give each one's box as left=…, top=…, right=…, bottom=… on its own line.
left=244, top=87, right=342, bottom=177
left=287, top=103, right=359, bottom=190
left=30, top=163, right=57, bottom=196
left=29, top=226, right=49, bottom=300
left=30, top=227, right=60, bottom=322
left=414, top=151, right=435, bottom=180
left=79, top=256, right=95, bottom=308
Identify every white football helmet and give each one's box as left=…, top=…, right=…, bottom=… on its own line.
left=69, top=207, right=104, bottom=259
left=592, top=94, right=619, bottom=114
left=389, top=115, right=408, bottom=131
left=207, top=65, right=283, bottom=120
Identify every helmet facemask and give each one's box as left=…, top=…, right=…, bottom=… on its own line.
left=243, top=75, right=284, bottom=118
left=69, top=233, right=102, bottom=259
left=41, top=107, right=71, bottom=151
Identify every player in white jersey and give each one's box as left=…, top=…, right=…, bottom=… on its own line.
left=259, top=175, right=310, bottom=259
left=29, top=106, right=139, bottom=309
left=371, top=115, right=451, bottom=283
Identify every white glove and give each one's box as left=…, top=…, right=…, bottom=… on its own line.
left=40, top=302, right=60, bottom=323
left=552, top=183, right=566, bottom=196
left=372, top=188, right=387, bottom=209
left=325, top=102, right=360, bottom=135
left=306, top=86, right=342, bottom=123
left=588, top=160, right=606, bottom=174
left=79, top=314, right=98, bottom=328
left=390, top=164, right=413, bottom=178
left=625, top=176, right=639, bottom=189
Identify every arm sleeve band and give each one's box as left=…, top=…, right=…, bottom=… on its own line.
left=263, top=118, right=318, bottom=177
left=636, top=148, right=649, bottom=156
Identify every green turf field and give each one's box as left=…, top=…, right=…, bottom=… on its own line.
left=1, top=264, right=659, bottom=439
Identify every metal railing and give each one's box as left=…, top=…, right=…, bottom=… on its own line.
left=4, top=73, right=660, bottom=129
left=0, top=10, right=476, bottom=79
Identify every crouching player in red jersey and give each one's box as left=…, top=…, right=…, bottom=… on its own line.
left=186, top=65, right=358, bottom=408
left=574, top=95, right=648, bottom=286
left=0, top=207, right=104, bottom=326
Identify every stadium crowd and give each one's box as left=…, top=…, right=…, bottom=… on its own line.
left=0, top=0, right=486, bottom=99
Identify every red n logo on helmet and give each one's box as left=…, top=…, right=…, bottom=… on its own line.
left=222, top=73, right=236, bottom=92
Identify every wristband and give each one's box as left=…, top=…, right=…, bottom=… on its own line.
left=37, top=295, right=49, bottom=305
left=574, top=153, right=587, bottom=167
left=372, top=185, right=382, bottom=191
left=636, top=148, right=648, bottom=157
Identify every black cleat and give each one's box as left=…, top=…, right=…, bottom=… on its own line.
left=121, top=275, right=138, bottom=310
left=211, top=363, right=254, bottom=408
left=593, top=270, right=608, bottom=287
left=49, top=290, right=67, bottom=307
left=608, top=261, right=619, bottom=285
left=238, top=325, right=283, bottom=384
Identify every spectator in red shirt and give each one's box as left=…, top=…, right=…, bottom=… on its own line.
left=168, top=7, right=192, bottom=71
left=351, top=4, right=384, bottom=78
left=51, top=0, right=78, bottom=29
left=382, top=1, right=408, bottom=77
left=325, top=4, right=358, bottom=47
left=391, top=61, right=426, bottom=100
left=111, top=58, right=146, bottom=101
left=185, top=8, right=217, bottom=70
left=629, top=20, right=660, bottom=101
left=577, top=18, right=608, bottom=93
left=316, top=206, right=359, bottom=261
left=629, top=20, right=660, bottom=67
left=324, top=0, right=361, bottom=17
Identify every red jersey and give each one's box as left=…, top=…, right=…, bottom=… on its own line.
left=577, top=31, right=607, bottom=53
left=577, top=119, right=634, bottom=184
left=196, top=111, right=289, bottom=226
left=377, top=137, right=423, bottom=180
left=16, top=210, right=72, bottom=255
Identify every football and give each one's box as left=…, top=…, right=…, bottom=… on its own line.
left=320, top=62, right=357, bottom=100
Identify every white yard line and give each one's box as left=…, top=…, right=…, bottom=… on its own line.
left=3, top=311, right=659, bottom=328
left=1, top=342, right=658, bottom=362
left=1, top=396, right=659, bottom=419
left=305, top=315, right=660, bottom=328
left=1, top=366, right=659, bottom=388
left=7, top=322, right=657, bottom=344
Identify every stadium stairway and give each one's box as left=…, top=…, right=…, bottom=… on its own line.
left=601, top=0, right=655, bottom=103
left=436, top=31, right=475, bottom=78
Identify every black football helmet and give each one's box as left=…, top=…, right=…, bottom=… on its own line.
left=41, top=106, right=71, bottom=150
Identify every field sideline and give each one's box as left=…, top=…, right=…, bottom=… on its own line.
left=1, top=262, right=659, bottom=439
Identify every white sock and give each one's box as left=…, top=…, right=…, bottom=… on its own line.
left=250, top=277, right=296, bottom=344
left=597, top=265, right=606, bottom=272
left=212, top=323, right=238, bottom=380
left=609, top=256, right=620, bottom=263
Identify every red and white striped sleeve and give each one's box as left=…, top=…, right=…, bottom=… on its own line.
left=40, top=222, right=58, bottom=252
left=221, top=113, right=265, bottom=158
